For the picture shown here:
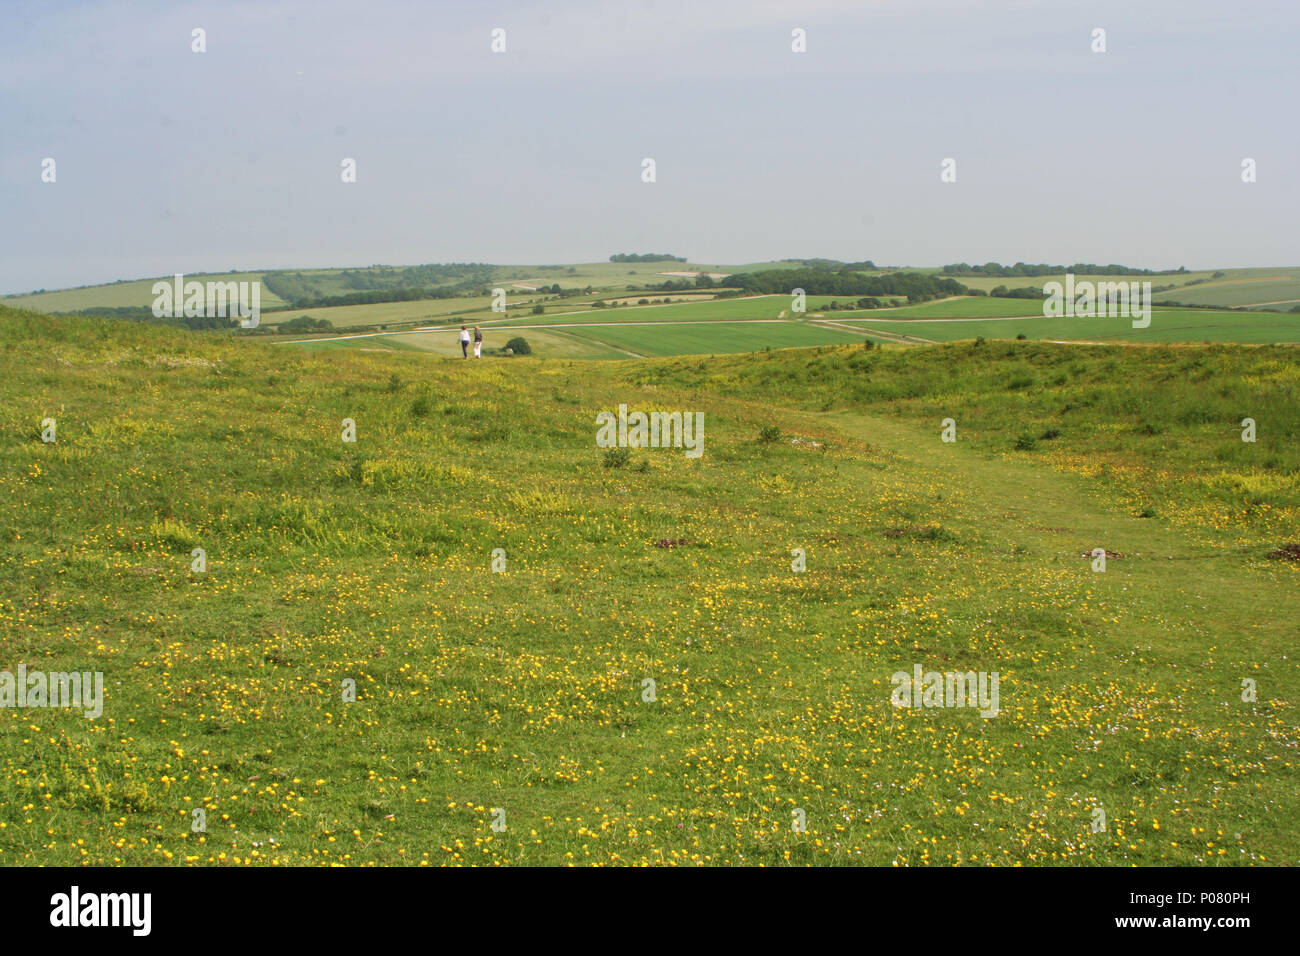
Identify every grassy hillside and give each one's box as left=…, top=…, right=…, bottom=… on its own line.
left=2, top=307, right=1296, bottom=866
left=3, top=273, right=290, bottom=312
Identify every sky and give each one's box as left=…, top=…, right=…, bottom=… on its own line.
left=1, top=0, right=1296, bottom=294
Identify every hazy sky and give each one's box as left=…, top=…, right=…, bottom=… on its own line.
left=1, top=0, right=1296, bottom=294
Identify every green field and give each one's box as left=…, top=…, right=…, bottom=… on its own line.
left=265, top=295, right=508, bottom=330
left=273, top=301, right=1300, bottom=357
left=1153, top=273, right=1300, bottom=309
left=849, top=297, right=1046, bottom=319
left=2, top=306, right=1297, bottom=866
left=891, top=268, right=1300, bottom=309
left=835, top=309, right=1300, bottom=345
left=538, top=320, right=868, bottom=356
left=294, top=328, right=637, bottom=361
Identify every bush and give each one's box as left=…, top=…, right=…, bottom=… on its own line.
left=279, top=315, right=333, bottom=334
left=1014, top=434, right=1037, bottom=450
left=759, top=424, right=783, bottom=443
left=505, top=336, right=532, bottom=355
left=410, top=395, right=432, bottom=417
left=532, top=304, right=544, bottom=314
left=602, top=447, right=631, bottom=468
left=1040, top=428, right=1062, bottom=440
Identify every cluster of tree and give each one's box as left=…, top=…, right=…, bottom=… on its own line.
left=312, top=286, right=451, bottom=308
left=338, top=263, right=494, bottom=291
left=942, top=262, right=1187, bottom=277
left=608, top=253, right=686, bottom=263
left=278, top=315, right=334, bottom=333
left=264, top=283, right=473, bottom=310
left=260, top=272, right=316, bottom=302
left=644, top=277, right=717, bottom=292
left=988, top=286, right=1043, bottom=299
left=819, top=298, right=888, bottom=310
left=728, top=268, right=966, bottom=302
left=1180, top=275, right=1226, bottom=288
left=779, top=258, right=877, bottom=271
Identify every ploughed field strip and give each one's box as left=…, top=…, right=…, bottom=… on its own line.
left=1, top=309, right=1295, bottom=865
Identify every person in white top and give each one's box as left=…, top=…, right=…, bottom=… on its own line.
left=459, top=325, right=470, bottom=358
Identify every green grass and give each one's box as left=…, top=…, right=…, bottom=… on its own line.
left=2, top=306, right=1296, bottom=867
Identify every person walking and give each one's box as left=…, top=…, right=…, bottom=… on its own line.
left=472, top=326, right=483, bottom=359
left=459, top=325, right=470, bottom=358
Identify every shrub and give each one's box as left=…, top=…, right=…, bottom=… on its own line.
left=505, top=336, right=532, bottom=355
left=602, top=447, right=630, bottom=468
left=1040, top=428, right=1062, bottom=440
left=279, top=315, right=333, bottom=334
left=1014, top=433, right=1037, bottom=450
left=759, top=424, right=782, bottom=443
left=410, top=395, right=432, bottom=417
left=531, top=304, right=544, bottom=314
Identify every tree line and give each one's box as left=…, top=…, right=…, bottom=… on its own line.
left=942, top=262, right=1188, bottom=277
left=726, top=268, right=966, bottom=302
